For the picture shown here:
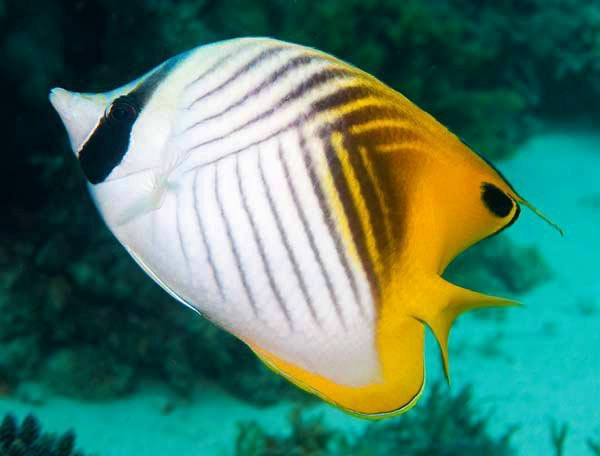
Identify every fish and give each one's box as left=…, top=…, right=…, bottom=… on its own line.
left=49, top=37, right=562, bottom=419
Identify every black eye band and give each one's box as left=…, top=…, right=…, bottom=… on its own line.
left=76, top=55, right=182, bottom=184
left=78, top=96, right=140, bottom=184
left=481, top=182, right=513, bottom=218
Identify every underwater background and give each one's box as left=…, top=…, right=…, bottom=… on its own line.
left=1, top=0, right=599, bottom=454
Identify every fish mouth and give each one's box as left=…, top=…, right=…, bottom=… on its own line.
left=49, top=87, right=106, bottom=156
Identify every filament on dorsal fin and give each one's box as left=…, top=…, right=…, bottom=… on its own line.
left=517, top=197, right=564, bottom=236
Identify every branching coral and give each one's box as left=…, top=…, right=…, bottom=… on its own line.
left=549, top=420, right=569, bottom=456
left=589, top=438, right=600, bottom=456
left=0, top=413, right=88, bottom=456
left=352, top=383, right=517, bottom=456
left=236, top=408, right=350, bottom=456
left=235, top=383, right=517, bottom=456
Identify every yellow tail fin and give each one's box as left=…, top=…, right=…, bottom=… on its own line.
left=412, top=278, right=520, bottom=384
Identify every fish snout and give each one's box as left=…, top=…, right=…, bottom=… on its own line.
left=49, top=87, right=107, bottom=156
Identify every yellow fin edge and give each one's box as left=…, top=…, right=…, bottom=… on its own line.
left=247, top=343, right=425, bottom=420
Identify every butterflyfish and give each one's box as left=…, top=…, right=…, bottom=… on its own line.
left=49, top=38, right=561, bottom=419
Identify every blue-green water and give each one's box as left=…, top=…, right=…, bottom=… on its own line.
left=2, top=1, right=599, bottom=455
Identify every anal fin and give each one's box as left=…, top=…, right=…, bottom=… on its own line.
left=413, top=278, right=520, bottom=384
left=246, top=313, right=426, bottom=420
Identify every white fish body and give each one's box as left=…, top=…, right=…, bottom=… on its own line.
left=50, top=37, right=531, bottom=417
left=51, top=38, right=380, bottom=390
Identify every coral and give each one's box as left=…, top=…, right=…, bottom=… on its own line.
left=447, top=0, right=600, bottom=118
left=0, top=336, right=42, bottom=385
left=589, top=438, right=600, bottom=455
left=0, top=413, right=88, bottom=456
left=549, top=420, right=569, bottom=456
left=236, top=408, right=350, bottom=456
left=235, top=383, right=516, bottom=456
left=351, top=383, right=516, bottom=456
left=42, top=347, right=135, bottom=400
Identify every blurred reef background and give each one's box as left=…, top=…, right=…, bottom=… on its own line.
left=1, top=0, right=599, bottom=454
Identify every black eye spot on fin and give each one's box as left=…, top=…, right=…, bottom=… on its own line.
left=481, top=182, right=513, bottom=218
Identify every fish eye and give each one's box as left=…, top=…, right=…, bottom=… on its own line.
left=481, top=182, right=513, bottom=217
left=108, top=97, right=138, bottom=122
